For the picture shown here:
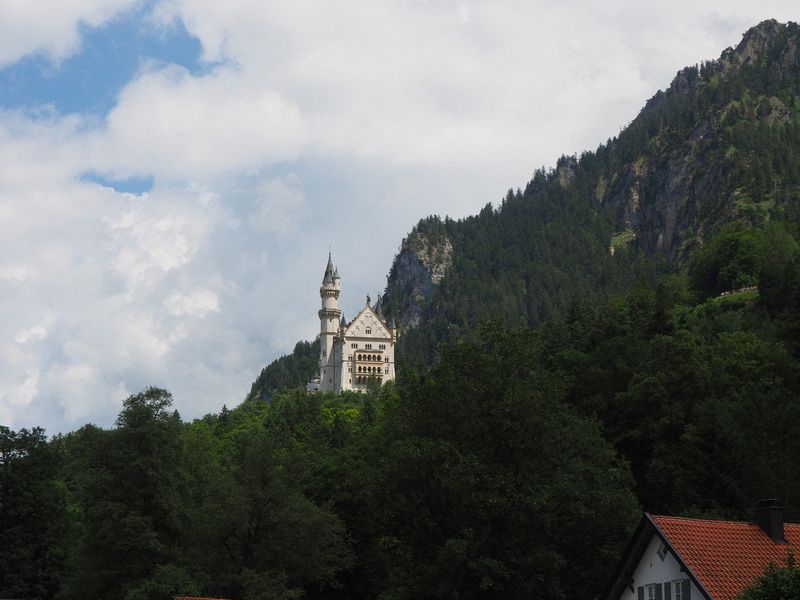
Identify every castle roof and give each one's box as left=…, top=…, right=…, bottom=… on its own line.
left=322, top=253, right=335, bottom=284
left=343, top=304, right=392, bottom=338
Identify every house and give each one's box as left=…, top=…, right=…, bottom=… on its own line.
left=602, top=500, right=800, bottom=600
left=307, top=253, right=397, bottom=393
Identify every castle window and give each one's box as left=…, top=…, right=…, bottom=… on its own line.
left=351, top=343, right=358, bottom=349
left=379, top=344, right=386, bottom=350
left=385, top=367, right=389, bottom=373
left=366, top=327, right=371, bottom=334
left=365, top=343, right=372, bottom=350
left=385, top=356, right=389, bottom=362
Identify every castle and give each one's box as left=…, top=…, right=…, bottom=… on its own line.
left=307, top=254, right=397, bottom=393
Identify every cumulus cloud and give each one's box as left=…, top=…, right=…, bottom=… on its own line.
left=165, top=289, right=220, bottom=317
left=0, top=0, right=138, bottom=67
left=2, top=0, right=799, bottom=433
left=87, top=65, right=307, bottom=182
left=248, top=175, right=308, bottom=236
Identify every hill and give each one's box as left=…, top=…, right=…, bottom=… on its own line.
left=381, top=19, right=800, bottom=366
left=251, top=19, right=800, bottom=393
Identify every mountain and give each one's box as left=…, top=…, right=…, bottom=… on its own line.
left=254, top=19, right=800, bottom=392
left=378, top=19, right=800, bottom=365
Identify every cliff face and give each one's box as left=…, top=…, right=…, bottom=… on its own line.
left=381, top=224, right=452, bottom=328
left=599, top=19, right=800, bottom=265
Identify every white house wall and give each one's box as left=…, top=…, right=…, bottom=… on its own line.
left=617, top=535, right=704, bottom=600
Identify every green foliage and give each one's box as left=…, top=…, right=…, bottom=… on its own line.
left=318, top=330, right=638, bottom=600
left=689, top=221, right=762, bottom=297
left=0, top=426, right=68, bottom=600
left=60, top=388, right=187, bottom=600
left=247, top=339, right=320, bottom=402
left=738, top=555, right=800, bottom=600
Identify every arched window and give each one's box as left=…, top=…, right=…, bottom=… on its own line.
left=366, top=327, right=372, bottom=334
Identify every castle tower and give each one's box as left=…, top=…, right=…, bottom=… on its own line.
left=308, top=252, right=397, bottom=394
left=317, top=253, right=341, bottom=391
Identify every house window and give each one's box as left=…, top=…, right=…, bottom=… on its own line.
left=673, top=580, right=689, bottom=600
left=646, top=584, right=657, bottom=600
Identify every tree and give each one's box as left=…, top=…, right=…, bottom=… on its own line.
left=347, top=329, right=638, bottom=599
left=0, top=427, right=68, bottom=599
left=60, top=388, right=188, bottom=600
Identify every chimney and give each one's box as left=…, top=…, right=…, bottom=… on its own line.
left=755, top=499, right=786, bottom=544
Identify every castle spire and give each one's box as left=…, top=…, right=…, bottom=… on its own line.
left=322, top=252, right=335, bottom=284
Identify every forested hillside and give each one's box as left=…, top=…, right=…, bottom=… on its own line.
left=382, top=19, right=800, bottom=367
left=6, top=216, right=800, bottom=599
left=253, top=20, right=800, bottom=397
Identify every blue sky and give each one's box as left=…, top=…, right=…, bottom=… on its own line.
left=0, top=1, right=797, bottom=434
left=0, top=3, right=208, bottom=116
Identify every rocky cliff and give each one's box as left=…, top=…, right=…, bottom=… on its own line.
left=600, top=19, right=800, bottom=264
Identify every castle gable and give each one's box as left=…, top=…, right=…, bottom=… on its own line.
left=344, top=306, right=390, bottom=339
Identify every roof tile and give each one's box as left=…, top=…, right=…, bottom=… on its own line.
left=652, top=515, right=800, bottom=600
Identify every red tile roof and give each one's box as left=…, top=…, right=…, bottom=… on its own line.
left=652, top=515, right=800, bottom=600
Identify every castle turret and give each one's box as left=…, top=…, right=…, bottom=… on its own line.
left=317, top=253, right=342, bottom=391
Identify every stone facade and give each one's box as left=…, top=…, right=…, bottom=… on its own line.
left=307, top=254, right=397, bottom=393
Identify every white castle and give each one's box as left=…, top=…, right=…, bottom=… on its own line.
left=307, top=254, right=397, bottom=393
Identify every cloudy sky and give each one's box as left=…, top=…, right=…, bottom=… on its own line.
left=1, top=1, right=797, bottom=434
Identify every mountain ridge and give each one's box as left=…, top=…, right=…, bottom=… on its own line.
left=379, top=19, right=800, bottom=357
left=252, top=18, right=800, bottom=395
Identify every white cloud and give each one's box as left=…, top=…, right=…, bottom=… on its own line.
left=1, top=1, right=799, bottom=433
left=0, top=0, right=139, bottom=67
left=88, top=65, right=307, bottom=182
left=14, top=323, right=50, bottom=344
left=248, top=174, right=308, bottom=236
left=165, top=289, right=220, bottom=317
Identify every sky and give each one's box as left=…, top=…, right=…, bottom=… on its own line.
left=1, top=1, right=797, bottom=434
